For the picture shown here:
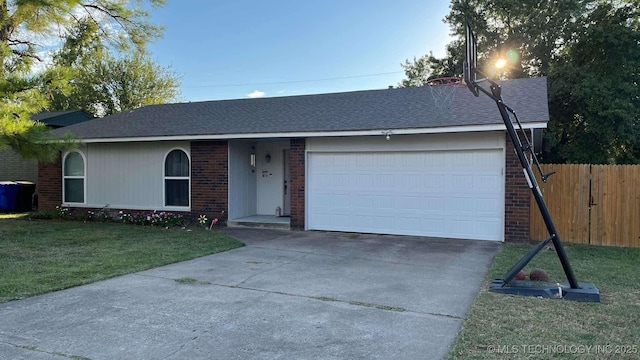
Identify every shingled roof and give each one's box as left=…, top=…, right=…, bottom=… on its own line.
left=33, top=110, right=93, bottom=128
left=54, top=77, right=549, bottom=141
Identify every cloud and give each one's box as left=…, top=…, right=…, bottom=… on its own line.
left=247, top=90, right=266, bottom=98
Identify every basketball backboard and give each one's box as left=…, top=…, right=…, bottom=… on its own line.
left=463, top=18, right=479, bottom=97
left=459, top=16, right=598, bottom=301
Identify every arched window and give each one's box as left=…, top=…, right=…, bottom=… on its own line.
left=63, top=151, right=85, bottom=203
left=164, top=149, right=190, bottom=207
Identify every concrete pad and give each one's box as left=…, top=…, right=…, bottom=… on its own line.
left=0, top=229, right=500, bottom=360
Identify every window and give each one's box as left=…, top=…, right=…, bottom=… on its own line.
left=63, top=151, right=85, bottom=203
left=164, top=149, right=190, bottom=207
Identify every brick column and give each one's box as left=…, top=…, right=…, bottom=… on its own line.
left=289, top=138, right=306, bottom=230
left=504, top=134, right=531, bottom=242
left=37, top=155, right=62, bottom=211
left=191, top=141, right=228, bottom=222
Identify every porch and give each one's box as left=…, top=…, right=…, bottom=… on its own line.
left=227, top=215, right=290, bottom=230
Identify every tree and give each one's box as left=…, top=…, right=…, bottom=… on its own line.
left=50, top=20, right=180, bottom=117
left=56, top=51, right=180, bottom=117
left=444, top=0, right=587, bottom=77
left=400, top=0, right=639, bottom=164
left=545, top=3, right=639, bottom=163
left=399, top=44, right=462, bottom=87
left=400, top=0, right=587, bottom=82
left=0, top=0, right=165, bottom=160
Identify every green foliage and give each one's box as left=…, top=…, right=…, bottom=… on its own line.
left=119, top=210, right=185, bottom=227
left=399, top=0, right=588, bottom=81
left=400, top=0, right=639, bottom=164
left=0, top=0, right=167, bottom=160
left=400, top=0, right=585, bottom=82
left=399, top=44, right=463, bottom=86
left=49, top=17, right=180, bottom=117
left=31, top=207, right=186, bottom=228
left=51, top=50, right=180, bottom=117
left=446, top=0, right=587, bottom=77
left=174, top=277, right=198, bottom=284
left=0, top=57, right=74, bottom=160
left=545, top=3, right=640, bottom=163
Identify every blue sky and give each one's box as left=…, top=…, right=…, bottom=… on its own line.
left=147, top=0, right=453, bottom=102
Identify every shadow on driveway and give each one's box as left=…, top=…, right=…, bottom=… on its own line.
left=0, top=228, right=500, bottom=360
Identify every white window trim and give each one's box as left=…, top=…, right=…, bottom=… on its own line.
left=62, top=150, right=87, bottom=205
left=163, top=147, right=191, bottom=209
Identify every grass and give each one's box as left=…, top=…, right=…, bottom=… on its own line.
left=449, top=243, right=640, bottom=359
left=0, top=217, right=243, bottom=303
left=174, top=277, right=198, bottom=284
left=0, top=212, right=29, bottom=220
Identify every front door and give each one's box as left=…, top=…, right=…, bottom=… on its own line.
left=283, top=149, right=291, bottom=216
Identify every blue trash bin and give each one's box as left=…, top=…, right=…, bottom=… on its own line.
left=0, top=181, right=20, bottom=212
left=15, top=181, right=36, bottom=212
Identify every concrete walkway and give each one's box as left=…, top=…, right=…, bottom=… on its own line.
left=0, top=228, right=500, bottom=360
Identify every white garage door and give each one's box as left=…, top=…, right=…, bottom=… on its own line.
left=307, top=149, right=504, bottom=241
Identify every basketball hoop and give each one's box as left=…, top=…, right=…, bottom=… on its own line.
left=427, top=77, right=465, bottom=111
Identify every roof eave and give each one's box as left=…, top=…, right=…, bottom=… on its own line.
left=70, top=122, right=548, bottom=143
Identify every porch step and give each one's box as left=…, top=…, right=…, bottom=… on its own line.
left=227, top=219, right=290, bottom=230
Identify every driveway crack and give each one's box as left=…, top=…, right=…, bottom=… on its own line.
left=0, top=339, right=91, bottom=359
left=201, top=282, right=465, bottom=320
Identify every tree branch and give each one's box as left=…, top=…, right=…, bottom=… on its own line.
left=80, top=3, right=124, bottom=47
left=7, top=38, right=37, bottom=46
left=11, top=49, right=43, bottom=62
left=82, top=4, right=124, bottom=20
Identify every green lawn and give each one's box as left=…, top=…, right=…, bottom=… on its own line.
left=449, top=243, right=640, bottom=359
left=0, top=217, right=243, bottom=303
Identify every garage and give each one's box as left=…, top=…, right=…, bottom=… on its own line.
left=306, top=134, right=505, bottom=241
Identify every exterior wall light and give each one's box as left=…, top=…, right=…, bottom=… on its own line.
left=250, top=145, right=256, bottom=167
left=382, top=130, right=393, bottom=140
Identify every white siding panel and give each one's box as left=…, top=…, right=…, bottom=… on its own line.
left=228, top=141, right=257, bottom=219
left=307, top=132, right=504, bottom=152
left=84, top=142, right=189, bottom=210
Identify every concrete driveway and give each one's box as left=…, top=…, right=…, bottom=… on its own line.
left=0, top=228, right=499, bottom=360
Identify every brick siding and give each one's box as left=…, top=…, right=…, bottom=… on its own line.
left=289, top=138, right=306, bottom=230
left=504, top=134, right=532, bottom=242
left=190, top=141, right=229, bottom=222
left=37, top=155, right=62, bottom=211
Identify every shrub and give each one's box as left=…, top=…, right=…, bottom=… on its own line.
left=56, top=206, right=72, bottom=220
left=29, top=211, right=57, bottom=220
left=30, top=207, right=185, bottom=228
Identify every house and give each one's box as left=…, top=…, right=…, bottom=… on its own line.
left=38, top=77, right=549, bottom=242
left=1, top=111, right=93, bottom=183
left=31, top=111, right=95, bottom=129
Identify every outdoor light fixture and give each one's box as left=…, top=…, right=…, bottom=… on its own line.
left=250, top=145, right=256, bottom=167
left=265, top=152, right=271, bottom=163
left=382, top=130, right=392, bottom=140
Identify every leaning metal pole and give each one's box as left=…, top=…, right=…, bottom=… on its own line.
left=474, top=80, right=580, bottom=289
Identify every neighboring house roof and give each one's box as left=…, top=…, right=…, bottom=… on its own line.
left=54, top=77, right=549, bottom=142
left=32, top=110, right=94, bottom=128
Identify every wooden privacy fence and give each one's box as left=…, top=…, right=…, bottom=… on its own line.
left=530, top=164, right=640, bottom=248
